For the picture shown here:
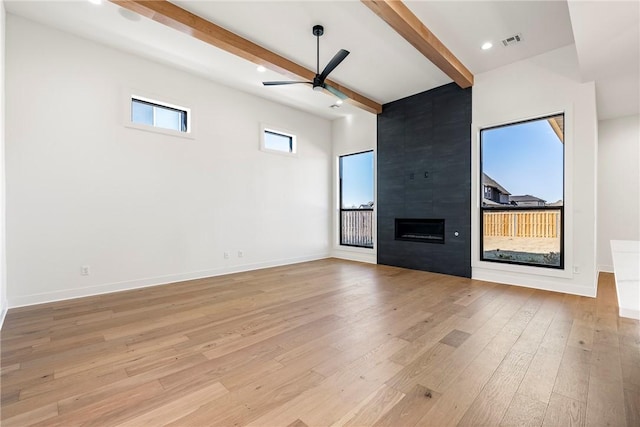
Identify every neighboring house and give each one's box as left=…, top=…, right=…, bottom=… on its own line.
left=510, top=194, right=547, bottom=206
left=482, top=173, right=511, bottom=205
left=358, top=201, right=374, bottom=209
left=547, top=200, right=564, bottom=207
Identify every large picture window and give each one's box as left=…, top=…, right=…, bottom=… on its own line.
left=480, top=114, right=564, bottom=268
left=339, top=151, right=374, bottom=248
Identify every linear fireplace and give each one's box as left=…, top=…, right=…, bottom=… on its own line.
left=395, top=218, right=445, bottom=244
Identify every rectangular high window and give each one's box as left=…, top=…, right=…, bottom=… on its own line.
left=263, top=130, right=294, bottom=153
left=339, top=150, right=374, bottom=248
left=480, top=114, right=564, bottom=268
left=260, top=126, right=296, bottom=155
left=131, top=96, right=189, bottom=133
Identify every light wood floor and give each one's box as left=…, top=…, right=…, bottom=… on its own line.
left=1, top=259, right=638, bottom=426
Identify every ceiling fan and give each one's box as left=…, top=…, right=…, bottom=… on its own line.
left=263, top=25, right=350, bottom=100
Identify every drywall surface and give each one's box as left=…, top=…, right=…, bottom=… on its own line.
left=0, top=2, right=6, bottom=326
left=472, top=44, right=599, bottom=296
left=597, top=115, right=640, bottom=272
left=6, top=16, right=332, bottom=307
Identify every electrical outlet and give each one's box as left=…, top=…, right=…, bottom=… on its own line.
left=223, top=252, right=229, bottom=259
left=81, top=265, right=90, bottom=276
left=238, top=250, right=244, bottom=258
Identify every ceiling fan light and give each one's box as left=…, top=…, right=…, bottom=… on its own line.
left=313, top=86, right=323, bottom=92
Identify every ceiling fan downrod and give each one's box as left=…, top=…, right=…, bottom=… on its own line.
left=313, top=25, right=323, bottom=76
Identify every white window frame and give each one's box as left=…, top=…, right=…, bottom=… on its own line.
left=124, top=89, right=194, bottom=139
left=260, top=124, right=297, bottom=156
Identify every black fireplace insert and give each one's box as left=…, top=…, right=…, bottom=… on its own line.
left=395, top=218, right=445, bottom=243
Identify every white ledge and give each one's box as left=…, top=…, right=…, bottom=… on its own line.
left=611, top=240, right=640, bottom=320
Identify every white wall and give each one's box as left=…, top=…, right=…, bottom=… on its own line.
left=597, top=115, right=640, bottom=272
left=0, top=1, right=7, bottom=326
left=6, top=16, right=332, bottom=307
left=472, top=44, right=599, bottom=297
left=331, top=110, right=377, bottom=264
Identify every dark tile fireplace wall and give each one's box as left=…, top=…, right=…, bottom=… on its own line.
left=377, top=83, right=472, bottom=277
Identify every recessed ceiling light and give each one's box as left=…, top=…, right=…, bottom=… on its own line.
left=481, top=42, right=493, bottom=50
left=88, top=0, right=102, bottom=5
left=256, top=65, right=266, bottom=73
left=336, top=99, right=344, bottom=105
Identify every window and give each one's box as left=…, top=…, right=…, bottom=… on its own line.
left=485, top=187, right=492, bottom=199
left=264, top=130, right=294, bottom=153
left=131, top=96, right=189, bottom=133
left=480, top=114, right=564, bottom=268
left=261, top=126, right=296, bottom=155
left=339, top=151, right=374, bottom=248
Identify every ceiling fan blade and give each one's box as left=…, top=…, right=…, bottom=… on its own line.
left=262, top=81, right=312, bottom=86
left=318, top=49, right=350, bottom=81
left=325, top=84, right=349, bottom=100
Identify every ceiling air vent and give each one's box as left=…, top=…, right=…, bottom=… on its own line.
left=501, top=33, right=523, bottom=47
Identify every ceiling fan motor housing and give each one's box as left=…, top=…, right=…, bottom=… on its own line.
left=312, top=75, right=325, bottom=90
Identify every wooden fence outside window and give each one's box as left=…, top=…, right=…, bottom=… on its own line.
left=340, top=209, right=374, bottom=248
left=483, top=209, right=561, bottom=238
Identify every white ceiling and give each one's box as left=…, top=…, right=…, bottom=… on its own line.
left=4, top=1, right=637, bottom=120
left=568, top=0, right=640, bottom=120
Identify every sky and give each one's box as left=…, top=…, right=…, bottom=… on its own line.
left=482, top=117, right=564, bottom=203
left=341, top=151, right=374, bottom=208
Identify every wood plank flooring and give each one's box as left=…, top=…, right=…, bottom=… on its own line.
left=1, top=259, right=638, bottom=426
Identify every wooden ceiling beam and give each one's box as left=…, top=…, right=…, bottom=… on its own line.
left=361, top=0, right=474, bottom=88
left=548, top=117, right=564, bottom=144
left=109, top=0, right=382, bottom=114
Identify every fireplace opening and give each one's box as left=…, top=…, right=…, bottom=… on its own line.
left=395, top=218, right=445, bottom=244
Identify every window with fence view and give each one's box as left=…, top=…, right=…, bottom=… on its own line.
left=340, top=151, right=374, bottom=248
left=480, top=113, right=564, bottom=268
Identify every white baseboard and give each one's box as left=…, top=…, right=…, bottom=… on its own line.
left=619, top=307, right=640, bottom=320
left=331, top=248, right=376, bottom=264
left=598, top=264, right=614, bottom=273
left=0, top=301, right=7, bottom=330
left=8, top=253, right=330, bottom=309
left=472, top=268, right=597, bottom=297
